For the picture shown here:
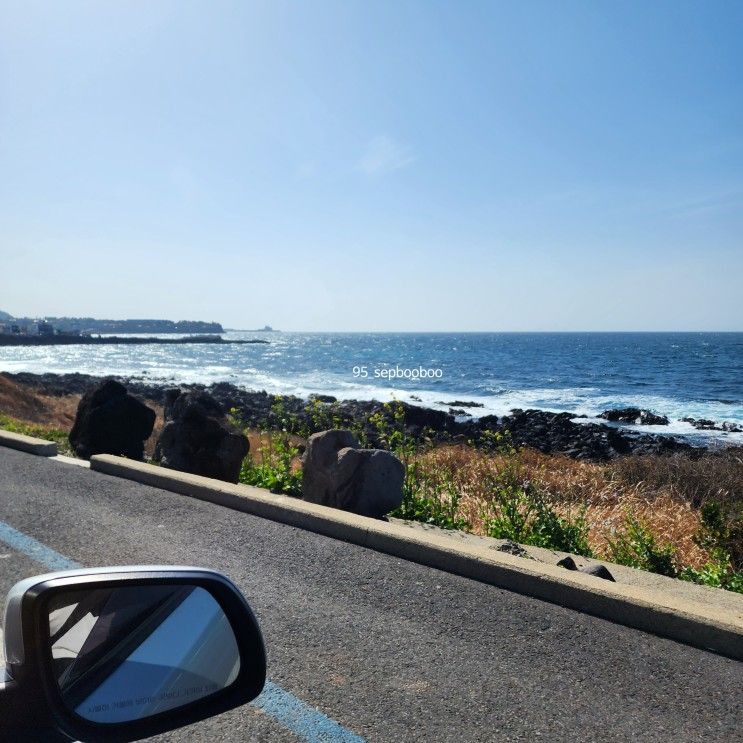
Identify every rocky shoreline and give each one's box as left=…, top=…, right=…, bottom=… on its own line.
left=7, top=371, right=737, bottom=461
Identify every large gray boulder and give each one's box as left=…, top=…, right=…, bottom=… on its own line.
left=155, top=390, right=249, bottom=483
left=301, top=429, right=404, bottom=518
left=69, top=379, right=155, bottom=460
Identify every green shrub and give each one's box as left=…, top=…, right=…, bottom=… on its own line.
left=479, top=428, right=516, bottom=455
left=238, top=432, right=302, bottom=497
left=679, top=561, right=743, bottom=593
left=0, top=414, right=74, bottom=457
left=606, top=513, right=677, bottom=577
left=303, top=398, right=344, bottom=436
left=393, top=428, right=592, bottom=554
left=483, top=482, right=593, bottom=556
left=392, top=460, right=469, bottom=531
left=228, top=406, right=302, bottom=497
left=678, top=501, right=743, bottom=593
left=368, top=400, right=415, bottom=459
left=530, top=497, right=592, bottom=556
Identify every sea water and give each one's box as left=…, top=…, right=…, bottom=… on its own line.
left=1, top=332, right=742, bottom=443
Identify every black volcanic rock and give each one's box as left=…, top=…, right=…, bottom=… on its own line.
left=437, top=400, right=485, bottom=408
left=309, top=393, right=338, bottom=404
left=468, top=408, right=690, bottom=461
left=69, top=380, right=155, bottom=460
left=607, top=429, right=633, bottom=455
left=155, top=390, right=249, bottom=483
left=600, top=408, right=669, bottom=426
left=6, top=372, right=708, bottom=464
left=580, top=564, right=616, bottom=581
left=682, top=417, right=743, bottom=433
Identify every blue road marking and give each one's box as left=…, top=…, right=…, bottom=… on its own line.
left=0, top=521, right=81, bottom=570
left=254, top=682, right=367, bottom=743
left=0, top=519, right=367, bottom=743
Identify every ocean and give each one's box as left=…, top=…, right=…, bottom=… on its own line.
left=2, top=332, right=742, bottom=444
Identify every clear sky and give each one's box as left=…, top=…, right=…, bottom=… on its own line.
left=1, top=1, right=741, bottom=331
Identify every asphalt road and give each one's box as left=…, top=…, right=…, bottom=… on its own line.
left=0, top=447, right=741, bottom=742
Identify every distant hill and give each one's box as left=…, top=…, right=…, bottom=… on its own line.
left=2, top=315, right=224, bottom=334
left=49, top=318, right=225, bottom=334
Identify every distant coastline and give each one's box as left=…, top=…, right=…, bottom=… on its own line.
left=0, top=311, right=224, bottom=336
left=0, top=334, right=268, bottom=347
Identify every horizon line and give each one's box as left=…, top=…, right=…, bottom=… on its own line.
left=227, top=328, right=743, bottom=334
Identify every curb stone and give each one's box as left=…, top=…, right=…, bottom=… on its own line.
left=0, top=430, right=57, bottom=457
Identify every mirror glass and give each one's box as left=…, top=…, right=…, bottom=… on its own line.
left=47, top=583, right=240, bottom=723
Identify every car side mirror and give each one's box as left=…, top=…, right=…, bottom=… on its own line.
left=2, top=567, right=266, bottom=742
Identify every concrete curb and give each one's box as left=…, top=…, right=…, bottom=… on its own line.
left=0, top=430, right=57, bottom=456
left=89, top=454, right=743, bottom=661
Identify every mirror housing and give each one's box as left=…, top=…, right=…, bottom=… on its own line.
left=3, top=566, right=266, bottom=742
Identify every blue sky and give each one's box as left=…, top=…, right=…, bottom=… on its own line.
left=1, top=1, right=741, bottom=331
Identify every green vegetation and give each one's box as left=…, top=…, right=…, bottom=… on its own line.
left=484, top=488, right=592, bottom=557
left=0, top=414, right=73, bottom=456
left=371, top=404, right=591, bottom=553
left=404, top=432, right=592, bottom=554
left=477, top=431, right=592, bottom=555
left=303, top=397, right=344, bottom=437
left=230, top=404, right=302, bottom=497
left=678, top=501, right=743, bottom=593
left=237, top=432, right=302, bottom=497
left=225, top=396, right=742, bottom=593
left=607, top=513, right=677, bottom=577
left=604, top=505, right=743, bottom=592
left=394, top=459, right=469, bottom=531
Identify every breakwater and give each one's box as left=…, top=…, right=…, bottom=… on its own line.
left=0, top=335, right=268, bottom=347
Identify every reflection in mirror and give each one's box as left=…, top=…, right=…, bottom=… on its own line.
left=48, top=584, right=240, bottom=723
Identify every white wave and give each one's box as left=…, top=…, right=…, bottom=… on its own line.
left=2, top=344, right=741, bottom=443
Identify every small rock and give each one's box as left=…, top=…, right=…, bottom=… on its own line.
left=309, top=394, right=337, bottom=404
left=607, top=429, right=633, bottom=454
left=579, top=564, right=616, bottom=581
left=497, top=541, right=529, bottom=558
left=557, top=556, right=578, bottom=570
left=437, top=400, right=485, bottom=408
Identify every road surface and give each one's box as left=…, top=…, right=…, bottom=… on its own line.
left=0, top=447, right=741, bottom=742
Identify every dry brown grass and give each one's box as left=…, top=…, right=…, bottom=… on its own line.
left=408, top=444, right=729, bottom=569
left=0, top=374, right=80, bottom=427
left=0, top=374, right=165, bottom=458
left=610, top=450, right=743, bottom=508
